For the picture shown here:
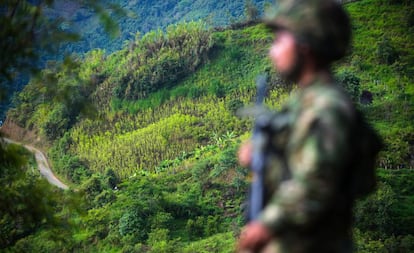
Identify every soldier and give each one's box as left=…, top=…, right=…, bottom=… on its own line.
left=236, top=0, right=380, bottom=252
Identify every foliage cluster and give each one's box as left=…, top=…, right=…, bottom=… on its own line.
left=0, top=141, right=80, bottom=249
left=112, top=22, right=214, bottom=100
left=8, top=50, right=104, bottom=140
left=0, top=0, right=124, bottom=119
left=353, top=170, right=414, bottom=252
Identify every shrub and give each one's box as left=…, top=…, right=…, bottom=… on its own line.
left=208, top=80, right=226, bottom=98
left=354, top=183, right=396, bottom=238
left=105, top=168, right=120, bottom=189
left=186, top=217, right=205, bottom=238
left=119, top=205, right=152, bottom=242
left=113, top=22, right=213, bottom=100
left=377, top=37, right=399, bottom=65
left=41, top=104, right=70, bottom=140
left=226, top=99, right=244, bottom=114
left=336, top=70, right=361, bottom=102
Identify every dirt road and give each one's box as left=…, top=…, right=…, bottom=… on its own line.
left=4, top=138, right=69, bottom=190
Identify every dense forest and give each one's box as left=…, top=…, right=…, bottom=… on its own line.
left=56, top=0, right=271, bottom=54
left=0, top=0, right=268, bottom=120
left=1, top=0, right=414, bottom=252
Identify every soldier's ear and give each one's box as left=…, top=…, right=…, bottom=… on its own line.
left=297, top=43, right=325, bottom=70
left=296, top=43, right=312, bottom=58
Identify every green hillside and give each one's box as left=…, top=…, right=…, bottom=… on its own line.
left=0, top=0, right=268, bottom=121
left=1, top=0, right=414, bottom=251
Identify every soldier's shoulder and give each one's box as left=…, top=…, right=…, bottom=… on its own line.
left=305, top=82, right=353, bottom=108
left=294, top=82, right=356, bottom=122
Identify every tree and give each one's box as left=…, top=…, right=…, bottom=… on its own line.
left=244, top=0, right=259, bottom=22
left=0, top=0, right=122, bottom=81
left=105, top=167, right=120, bottom=189
left=336, top=70, right=361, bottom=102
left=0, top=0, right=124, bottom=118
left=0, top=142, right=65, bottom=248
left=354, top=183, right=396, bottom=238
left=81, top=174, right=104, bottom=204
left=377, top=36, right=399, bottom=65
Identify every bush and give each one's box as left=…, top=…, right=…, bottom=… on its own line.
left=119, top=205, right=152, bottom=242
left=41, top=104, right=70, bottom=140
left=81, top=174, right=104, bottom=204
left=406, top=9, right=414, bottom=27
left=105, top=168, right=120, bottom=189
left=226, top=99, right=244, bottom=114
left=354, top=183, right=396, bottom=238
left=150, top=212, right=173, bottom=230
left=94, top=190, right=116, bottom=207
left=113, top=22, right=213, bottom=100
left=336, top=70, right=361, bottom=102
left=204, top=215, right=221, bottom=236
left=186, top=217, right=205, bottom=239
left=377, top=37, right=399, bottom=65
left=146, top=228, right=178, bottom=253
left=181, top=232, right=235, bottom=253
left=207, top=79, right=226, bottom=98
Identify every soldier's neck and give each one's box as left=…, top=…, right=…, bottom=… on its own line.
left=298, top=68, right=332, bottom=88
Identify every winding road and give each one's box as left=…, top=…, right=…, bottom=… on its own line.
left=4, top=138, right=69, bottom=190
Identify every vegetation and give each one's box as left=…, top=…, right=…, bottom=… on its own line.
left=112, top=22, right=214, bottom=100
left=1, top=0, right=413, bottom=252
left=0, top=140, right=81, bottom=249
left=0, top=0, right=125, bottom=119
left=58, top=0, right=271, bottom=54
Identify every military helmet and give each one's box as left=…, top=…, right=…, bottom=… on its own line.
left=264, top=0, right=351, bottom=63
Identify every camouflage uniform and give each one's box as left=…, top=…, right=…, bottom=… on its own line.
left=257, top=78, right=356, bottom=253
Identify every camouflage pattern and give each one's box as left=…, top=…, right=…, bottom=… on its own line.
left=264, top=0, right=351, bottom=63
left=257, top=76, right=357, bottom=253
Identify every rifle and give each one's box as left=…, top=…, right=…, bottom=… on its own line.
left=248, top=74, right=268, bottom=221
